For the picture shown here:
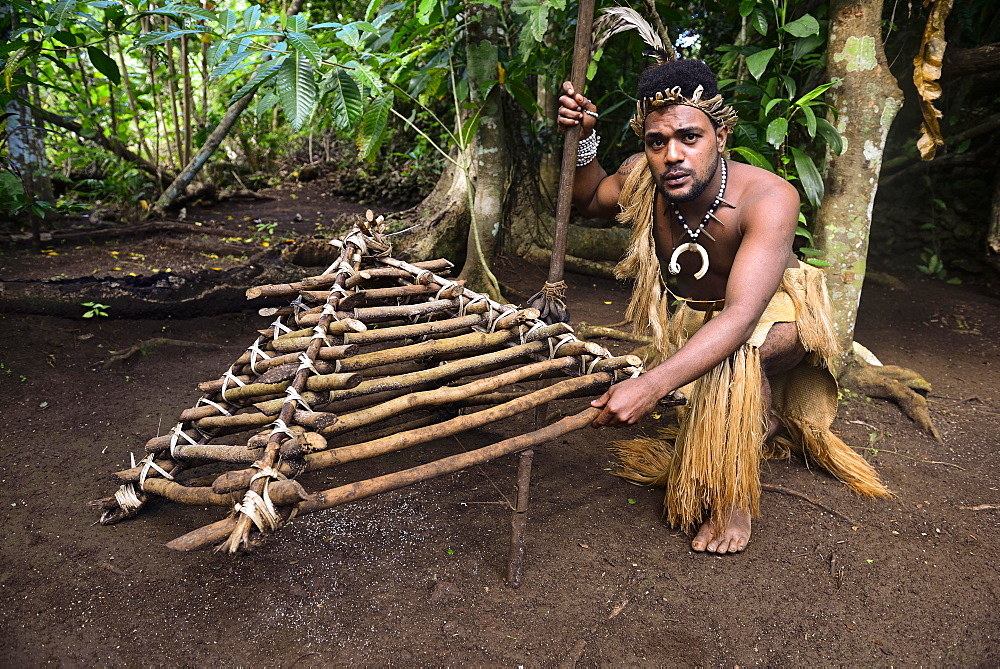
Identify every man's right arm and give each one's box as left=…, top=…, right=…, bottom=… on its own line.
left=557, top=81, right=634, bottom=218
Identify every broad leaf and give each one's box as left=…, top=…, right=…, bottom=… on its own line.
left=276, top=52, right=317, bottom=130
left=729, top=146, right=773, bottom=171
left=739, top=0, right=756, bottom=18
left=815, top=118, right=844, bottom=155
left=136, top=29, right=207, bottom=46
left=226, top=59, right=282, bottom=106
left=357, top=91, right=393, bottom=162
left=324, top=68, right=363, bottom=129
left=789, top=146, right=824, bottom=209
left=219, top=9, right=237, bottom=33
left=795, top=79, right=838, bottom=105
left=782, top=14, right=819, bottom=37
left=86, top=46, right=121, bottom=85
left=210, top=48, right=255, bottom=81
left=256, top=89, right=278, bottom=119
left=286, top=31, right=321, bottom=64
left=746, top=48, right=776, bottom=81
left=798, top=103, right=817, bottom=137
left=765, top=117, right=788, bottom=148
left=791, top=34, right=825, bottom=62
left=242, top=5, right=261, bottom=30
left=751, top=8, right=768, bottom=35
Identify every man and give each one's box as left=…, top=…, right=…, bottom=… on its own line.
left=558, top=59, right=890, bottom=554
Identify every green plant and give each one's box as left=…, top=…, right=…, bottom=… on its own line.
left=916, top=248, right=961, bottom=284
left=253, top=220, right=278, bottom=236
left=81, top=302, right=110, bottom=318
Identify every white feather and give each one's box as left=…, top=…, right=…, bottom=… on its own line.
left=591, top=6, right=676, bottom=61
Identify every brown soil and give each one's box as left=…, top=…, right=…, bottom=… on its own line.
left=1, top=188, right=998, bottom=666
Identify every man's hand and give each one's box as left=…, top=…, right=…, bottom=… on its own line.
left=590, top=376, right=664, bottom=427
left=557, top=81, right=597, bottom=135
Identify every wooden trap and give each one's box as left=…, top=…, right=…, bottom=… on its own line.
left=95, top=214, right=642, bottom=581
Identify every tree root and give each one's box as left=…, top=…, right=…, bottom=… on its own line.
left=102, top=338, right=238, bottom=367
left=762, top=483, right=859, bottom=526
left=839, top=353, right=941, bottom=440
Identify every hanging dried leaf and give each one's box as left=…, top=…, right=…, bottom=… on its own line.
left=912, top=0, right=954, bottom=161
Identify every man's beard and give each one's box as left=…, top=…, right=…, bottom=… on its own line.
left=656, top=156, right=720, bottom=204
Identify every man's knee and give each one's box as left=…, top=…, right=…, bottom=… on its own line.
left=759, top=322, right=806, bottom=377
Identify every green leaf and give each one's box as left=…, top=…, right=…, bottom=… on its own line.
left=799, top=103, right=817, bottom=137
left=357, top=91, right=393, bottom=162
left=739, top=0, right=756, bottom=18
left=243, top=5, right=261, bottom=30
left=955, top=139, right=971, bottom=154
left=765, top=117, right=788, bottom=148
left=219, top=9, right=236, bottom=33
left=751, top=8, right=768, bottom=35
left=789, top=146, right=824, bottom=209
left=795, top=79, right=838, bottom=106
left=276, top=52, right=317, bottom=131
left=52, top=30, right=79, bottom=47
left=806, top=258, right=830, bottom=267
left=163, top=4, right=217, bottom=22
left=460, top=106, right=484, bottom=147
left=792, top=34, right=825, bottom=62
left=49, top=0, right=76, bottom=28
left=136, top=29, right=207, bottom=47
left=210, top=48, right=255, bottom=81
left=286, top=15, right=307, bottom=32
left=764, top=98, right=784, bottom=116
left=729, top=146, right=773, bottom=171
left=324, top=68, right=363, bottom=129
left=337, top=23, right=362, bottom=49
left=86, top=46, right=121, bottom=85
left=505, top=79, right=538, bottom=116
left=795, top=225, right=814, bottom=244
left=746, top=47, right=776, bottom=81
left=798, top=246, right=824, bottom=256
left=306, top=22, right=343, bottom=30
left=206, top=39, right=229, bottom=68
left=256, top=89, right=278, bottom=118
left=815, top=118, right=844, bottom=155
left=286, top=31, right=321, bottom=64
left=416, top=0, right=436, bottom=24
left=782, top=14, right=819, bottom=37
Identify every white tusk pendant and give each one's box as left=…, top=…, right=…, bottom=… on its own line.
left=667, top=242, right=710, bottom=280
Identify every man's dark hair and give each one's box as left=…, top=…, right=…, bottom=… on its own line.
left=637, top=59, right=722, bottom=126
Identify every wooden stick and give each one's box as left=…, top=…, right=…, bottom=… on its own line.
left=308, top=372, right=613, bottom=469
left=230, top=344, right=355, bottom=371
left=168, top=407, right=600, bottom=551
left=246, top=259, right=454, bottom=299
left=320, top=355, right=581, bottom=439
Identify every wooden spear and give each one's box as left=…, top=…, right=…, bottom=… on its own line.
left=527, top=0, right=596, bottom=324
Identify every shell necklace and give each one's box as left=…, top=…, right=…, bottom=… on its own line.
left=667, top=157, right=730, bottom=280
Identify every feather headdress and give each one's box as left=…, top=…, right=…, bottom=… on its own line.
left=591, top=7, right=738, bottom=134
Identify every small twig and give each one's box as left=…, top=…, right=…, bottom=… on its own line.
left=875, top=448, right=966, bottom=470
left=762, top=484, right=858, bottom=526
left=102, top=338, right=236, bottom=367
left=608, top=598, right=629, bottom=620
left=958, top=504, right=999, bottom=511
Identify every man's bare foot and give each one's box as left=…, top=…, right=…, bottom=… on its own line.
left=690, top=508, right=751, bottom=553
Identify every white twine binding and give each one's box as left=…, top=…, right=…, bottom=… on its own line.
left=169, top=423, right=200, bottom=460
left=197, top=397, right=232, bottom=416
left=248, top=337, right=273, bottom=374
left=220, top=367, right=246, bottom=402
left=284, top=386, right=313, bottom=412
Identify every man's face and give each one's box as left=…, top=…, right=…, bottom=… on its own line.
left=643, top=105, right=728, bottom=204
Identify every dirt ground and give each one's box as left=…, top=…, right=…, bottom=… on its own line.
left=1, top=186, right=998, bottom=666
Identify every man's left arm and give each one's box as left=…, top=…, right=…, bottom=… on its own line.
left=590, top=179, right=801, bottom=426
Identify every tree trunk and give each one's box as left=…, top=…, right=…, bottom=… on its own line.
left=457, top=6, right=510, bottom=299
left=814, top=0, right=903, bottom=363
left=988, top=167, right=1000, bottom=273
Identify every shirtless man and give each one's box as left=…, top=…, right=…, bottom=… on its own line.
left=557, top=59, right=808, bottom=554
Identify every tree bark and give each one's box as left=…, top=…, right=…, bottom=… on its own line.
left=458, top=6, right=510, bottom=299
left=814, top=0, right=903, bottom=362
left=988, top=167, right=1000, bottom=273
